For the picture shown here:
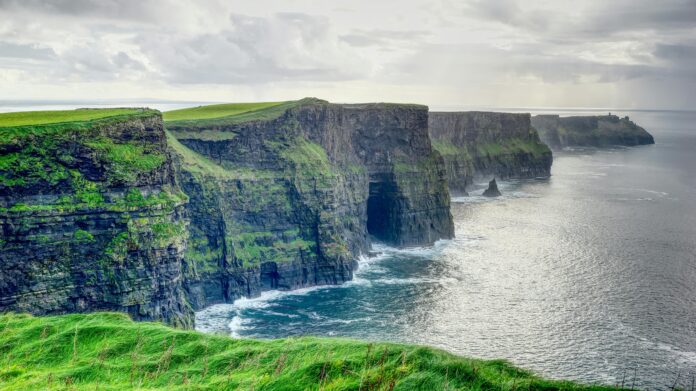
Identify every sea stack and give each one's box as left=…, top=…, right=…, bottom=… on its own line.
left=483, top=178, right=502, bottom=197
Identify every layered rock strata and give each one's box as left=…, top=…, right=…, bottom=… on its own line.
left=0, top=110, right=193, bottom=327
left=531, top=114, right=655, bottom=149
left=0, top=99, right=457, bottom=326
left=167, top=99, right=454, bottom=310
left=428, top=111, right=553, bottom=194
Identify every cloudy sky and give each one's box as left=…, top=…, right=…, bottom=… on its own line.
left=0, top=0, right=694, bottom=109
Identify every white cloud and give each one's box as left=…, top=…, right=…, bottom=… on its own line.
left=0, top=0, right=694, bottom=109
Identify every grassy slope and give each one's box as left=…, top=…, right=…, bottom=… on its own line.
left=0, top=313, right=613, bottom=391
left=0, top=108, right=142, bottom=128
left=163, top=98, right=326, bottom=130
left=163, top=102, right=286, bottom=122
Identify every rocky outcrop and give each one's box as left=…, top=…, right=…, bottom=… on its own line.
left=482, top=179, right=501, bottom=197
left=0, top=110, right=193, bottom=327
left=428, top=112, right=553, bottom=195
left=167, top=99, right=454, bottom=310
left=531, top=114, right=655, bottom=149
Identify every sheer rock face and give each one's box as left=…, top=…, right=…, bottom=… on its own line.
left=531, top=114, right=655, bottom=150
left=0, top=100, right=456, bottom=326
left=428, top=112, right=553, bottom=195
left=0, top=112, right=193, bottom=327
left=169, top=100, right=454, bottom=310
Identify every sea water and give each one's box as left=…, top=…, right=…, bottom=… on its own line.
left=195, top=109, right=696, bottom=390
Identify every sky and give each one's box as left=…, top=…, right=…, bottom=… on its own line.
left=0, top=0, right=695, bottom=110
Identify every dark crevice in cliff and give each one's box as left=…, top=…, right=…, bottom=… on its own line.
left=218, top=217, right=231, bottom=302
left=366, top=179, right=396, bottom=244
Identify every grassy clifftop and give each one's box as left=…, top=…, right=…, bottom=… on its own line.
left=163, top=98, right=327, bottom=128
left=163, top=102, right=287, bottom=122
left=0, top=108, right=142, bottom=128
left=0, top=312, right=613, bottom=390
left=0, top=108, right=169, bottom=197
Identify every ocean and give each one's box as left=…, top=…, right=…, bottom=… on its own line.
left=195, top=108, right=696, bottom=390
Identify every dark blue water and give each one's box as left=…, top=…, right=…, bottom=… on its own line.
left=194, top=109, right=696, bottom=390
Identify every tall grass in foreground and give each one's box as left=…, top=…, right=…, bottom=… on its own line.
left=0, top=312, right=617, bottom=390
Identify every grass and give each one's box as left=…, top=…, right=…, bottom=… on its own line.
left=163, top=98, right=327, bottom=127
left=432, top=138, right=551, bottom=159
left=0, top=108, right=141, bottom=128
left=163, top=102, right=286, bottom=122
left=0, top=108, right=167, bottom=192
left=165, top=130, right=277, bottom=180
left=0, top=312, right=615, bottom=391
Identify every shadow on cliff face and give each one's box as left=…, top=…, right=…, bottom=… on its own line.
left=366, top=178, right=398, bottom=243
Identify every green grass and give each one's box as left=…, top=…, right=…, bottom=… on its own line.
left=0, top=108, right=168, bottom=193
left=163, top=102, right=286, bottom=122
left=432, top=138, right=551, bottom=160
left=165, top=130, right=277, bottom=180
left=163, top=98, right=327, bottom=127
left=0, top=108, right=141, bottom=128
left=0, top=312, right=615, bottom=391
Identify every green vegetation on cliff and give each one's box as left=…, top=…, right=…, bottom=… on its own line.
left=163, top=102, right=286, bottom=122
left=432, top=138, right=550, bottom=160
left=0, top=312, right=613, bottom=391
left=163, top=98, right=327, bottom=128
left=0, top=108, right=166, bottom=191
left=0, top=108, right=141, bottom=128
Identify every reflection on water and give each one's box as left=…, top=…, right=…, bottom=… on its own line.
left=197, top=110, right=696, bottom=390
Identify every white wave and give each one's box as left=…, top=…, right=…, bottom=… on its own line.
left=610, top=197, right=656, bottom=202
left=228, top=313, right=248, bottom=338
left=371, top=239, right=451, bottom=258
left=371, top=276, right=459, bottom=285
left=618, top=188, right=669, bottom=197
left=639, top=339, right=696, bottom=366
left=197, top=240, right=450, bottom=336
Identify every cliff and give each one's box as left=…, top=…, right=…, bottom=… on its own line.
left=0, top=100, right=455, bottom=326
left=0, top=109, right=193, bottom=327
left=166, top=98, right=454, bottom=310
left=531, top=114, right=655, bottom=149
left=428, top=112, right=552, bottom=194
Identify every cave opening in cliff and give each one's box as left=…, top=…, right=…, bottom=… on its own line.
left=366, top=179, right=397, bottom=243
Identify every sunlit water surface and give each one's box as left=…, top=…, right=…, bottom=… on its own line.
left=185, top=109, right=696, bottom=389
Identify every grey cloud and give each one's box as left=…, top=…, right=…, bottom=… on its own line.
left=581, top=0, right=696, bottom=36
left=134, top=13, right=370, bottom=84
left=0, top=0, right=693, bottom=108
left=462, top=0, right=550, bottom=31
left=654, top=43, right=696, bottom=61
left=0, top=42, right=56, bottom=59
left=0, top=0, right=160, bottom=21
left=466, top=0, right=696, bottom=41
left=340, top=29, right=430, bottom=47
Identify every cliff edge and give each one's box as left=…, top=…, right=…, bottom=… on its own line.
left=0, top=109, right=193, bottom=327
left=429, top=111, right=552, bottom=194
left=0, top=99, right=456, bottom=326
left=531, top=114, right=655, bottom=149
left=166, top=98, right=454, bottom=310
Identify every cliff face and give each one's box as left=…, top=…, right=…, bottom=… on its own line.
left=531, top=114, right=655, bottom=149
left=0, top=111, right=193, bottom=327
left=0, top=100, right=455, bottom=326
left=167, top=99, right=454, bottom=310
left=428, top=112, right=552, bottom=194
